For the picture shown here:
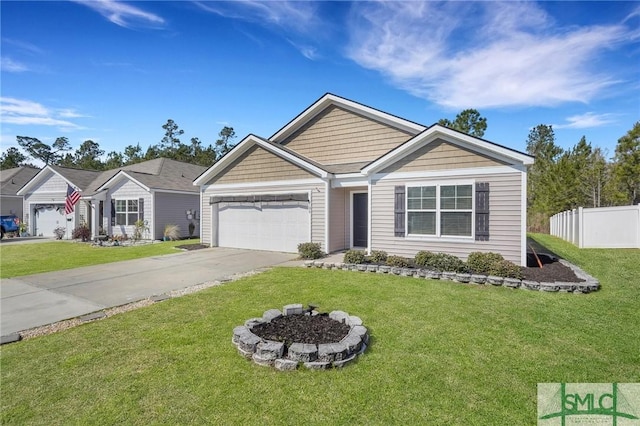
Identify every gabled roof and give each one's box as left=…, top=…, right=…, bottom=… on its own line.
left=361, top=124, right=534, bottom=175
left=19, top=158, right=207, bottom=197
left=17, top=165, right=102, bottom=196
left=0, top=166, right=40, bottom=196
left=194, top=93, right=534, bottom=186
left=193, top=134, right=329, bottom=186
left=94, top=159, right=206, bottom=193
left=269, top=93, right=426, bottom=143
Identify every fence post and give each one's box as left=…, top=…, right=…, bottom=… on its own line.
left=578, top=207, right=584, bottom=248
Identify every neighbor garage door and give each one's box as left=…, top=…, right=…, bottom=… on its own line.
left=34, top=204, right=69, bottom=237
left=215, top=195, right=310, bottom=253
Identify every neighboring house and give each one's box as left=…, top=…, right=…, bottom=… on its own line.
left=0, top=166, right=40, bottom=219
left=194, top=93, right=534, bottom=265
left=17, top=158, right=206, bottom=240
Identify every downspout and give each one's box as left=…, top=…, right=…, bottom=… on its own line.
left=521, top=168, right=528, bottom=267
left=324, top=179, right=330, bottom=254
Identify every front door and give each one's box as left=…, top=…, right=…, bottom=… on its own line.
left=353, top=193, right=368, bottom=247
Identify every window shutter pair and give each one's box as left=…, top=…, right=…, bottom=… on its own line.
left=393, top=183, right=490, bottom=240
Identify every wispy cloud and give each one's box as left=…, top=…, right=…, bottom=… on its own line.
left=554, top=112, right=617, bottom=129
left=0, top=98, right=84, bottom=130
left=72, top=0, right=165, bottom=29
left=194, top=0, right=322, bottom=59
left=346, top=1, right=635, bottom=109
left=1, top=57, right=29, bottom=73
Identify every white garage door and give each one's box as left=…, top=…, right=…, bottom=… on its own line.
left=34, top=205, right=71, bottom=237
left=218, top=202, right=309, bottom=253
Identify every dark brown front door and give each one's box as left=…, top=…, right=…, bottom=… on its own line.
left=353, top=193, right=368, bottom=247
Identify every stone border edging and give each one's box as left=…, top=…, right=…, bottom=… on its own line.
left=232, top=304, right=369, bottom=371
left=302, top=259, right=600, bottom=294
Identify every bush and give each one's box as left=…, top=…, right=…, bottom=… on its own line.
left=427, top=253, right=469, bottom=273
left=414, top=250, right=435, bottom=267
left=297, top=242, right=324, bottom=259
left=386, top=255, right=410, bottom=267
left=489, top=259, right=523, bottom=279
left=163, top=224, right=181, bottom=241
left=343, top=249, right=366, bottom=264
left=72, top=225, right=91, bottom=241
left=369, top=250, right=388, bottom=264
left=466, top=252, right=504, bottom=275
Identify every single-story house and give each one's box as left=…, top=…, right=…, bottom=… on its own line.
left=194, top=93, right=534, bottom=265
left=0, top=166, right=40, bottom=218
left=17, top=158, right=206, bottom=240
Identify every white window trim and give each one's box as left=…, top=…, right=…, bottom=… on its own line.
left=405, top=180, right=475, bottom=241
left=114, top=198, right=140, bottom=226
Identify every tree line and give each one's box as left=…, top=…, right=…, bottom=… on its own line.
left=526, top=121, right=639, bottom=231
left=0, top=119, right=236, bottom=171
left=1, top=112, right=638, bottom=233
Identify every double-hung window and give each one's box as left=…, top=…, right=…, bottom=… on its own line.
left=115, top=199, right=139, bottom=226
left=407, top=184, right=473, bottom=237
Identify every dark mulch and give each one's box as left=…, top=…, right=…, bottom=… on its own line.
left=251, top=314, right=351, bottom=347
left=175, top=244, right=209, bottom=251
left=523, top=253, right=584, bottom=282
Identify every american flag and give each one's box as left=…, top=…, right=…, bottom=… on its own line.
left=65, top=184, right=81, bottom=215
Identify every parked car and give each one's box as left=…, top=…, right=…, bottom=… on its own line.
left=0, top=214, right=20, bottom=239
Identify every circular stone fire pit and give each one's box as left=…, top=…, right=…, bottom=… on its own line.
left=232, top=304, right=369, bottom=371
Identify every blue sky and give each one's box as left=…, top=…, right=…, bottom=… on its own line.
left=1, top=1, right=639, bottom=164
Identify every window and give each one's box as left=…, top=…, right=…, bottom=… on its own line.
left=115, top=199, right=139, bottom=225
left=407, top=184, right=473, bottom=237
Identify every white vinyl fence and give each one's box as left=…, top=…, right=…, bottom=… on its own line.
left=550, top=205, right=640, bottom=248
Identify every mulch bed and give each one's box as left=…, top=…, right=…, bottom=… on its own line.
left=251, top=314, right=351, bottom=347
left=175, top=244, right=209, bottom=251
left=522, top=254, right=584, bottom=282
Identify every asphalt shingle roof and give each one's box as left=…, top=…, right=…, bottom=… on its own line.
left=0, top=166, right=40, bottom=196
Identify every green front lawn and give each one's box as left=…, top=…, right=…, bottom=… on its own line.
left=1, top=234, right=638, bottom=424
left=0, top=239, right=200, bottom=278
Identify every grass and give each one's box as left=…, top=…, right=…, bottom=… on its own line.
left=0, top=239, right=200, bottom=278
left=1, top=233, right=639, bottom=424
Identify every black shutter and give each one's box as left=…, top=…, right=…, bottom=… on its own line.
left=475, top=182, right=490, bottom=241
left=394, top=185, right=405, bottom=237
left=111, top=200, right=116, bottom=226
left=138, top=198, right=144, bottom=221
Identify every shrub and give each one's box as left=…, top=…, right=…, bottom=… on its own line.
left=386, top=255, right=410, bottom=267
left=489, top=259, right=523, bottom=279
left=297, top=242, right=324, bottom=259
left=369, top=250, right=388, bottom=264
left=428, top=253, right=469, bottom=273
left=53, top=227, right=66, bottom=240
left=343, top=249, right=366, bottom=264
left=466, top=252, right=504, bottom=275
left=163, top=224, right=181, bottom=241
left=72, top=225, right=91, bottom=241
left=414, top=250, right=435, bottom=267
left=132, top=219, right=149, bottom=241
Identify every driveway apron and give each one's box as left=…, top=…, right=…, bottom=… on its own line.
left=1, top=248, right=295, bottom=336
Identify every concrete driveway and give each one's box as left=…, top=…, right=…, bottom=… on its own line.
left=1, top=247, right=297, bottom=336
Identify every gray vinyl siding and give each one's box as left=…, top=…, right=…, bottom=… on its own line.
left=200, top=180, right=326, bottom=250
left=281, top=105, right=413, bottom=165
left=108, top=180, right=152, bottom=238
left=370, top=172, right=523, bottom=264
left=154, top=192, right=200, bottom=240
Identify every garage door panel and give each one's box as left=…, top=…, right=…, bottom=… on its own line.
left=218, top=202, right=309, bottom=253
left=34, top=205, right=70, bottom=237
